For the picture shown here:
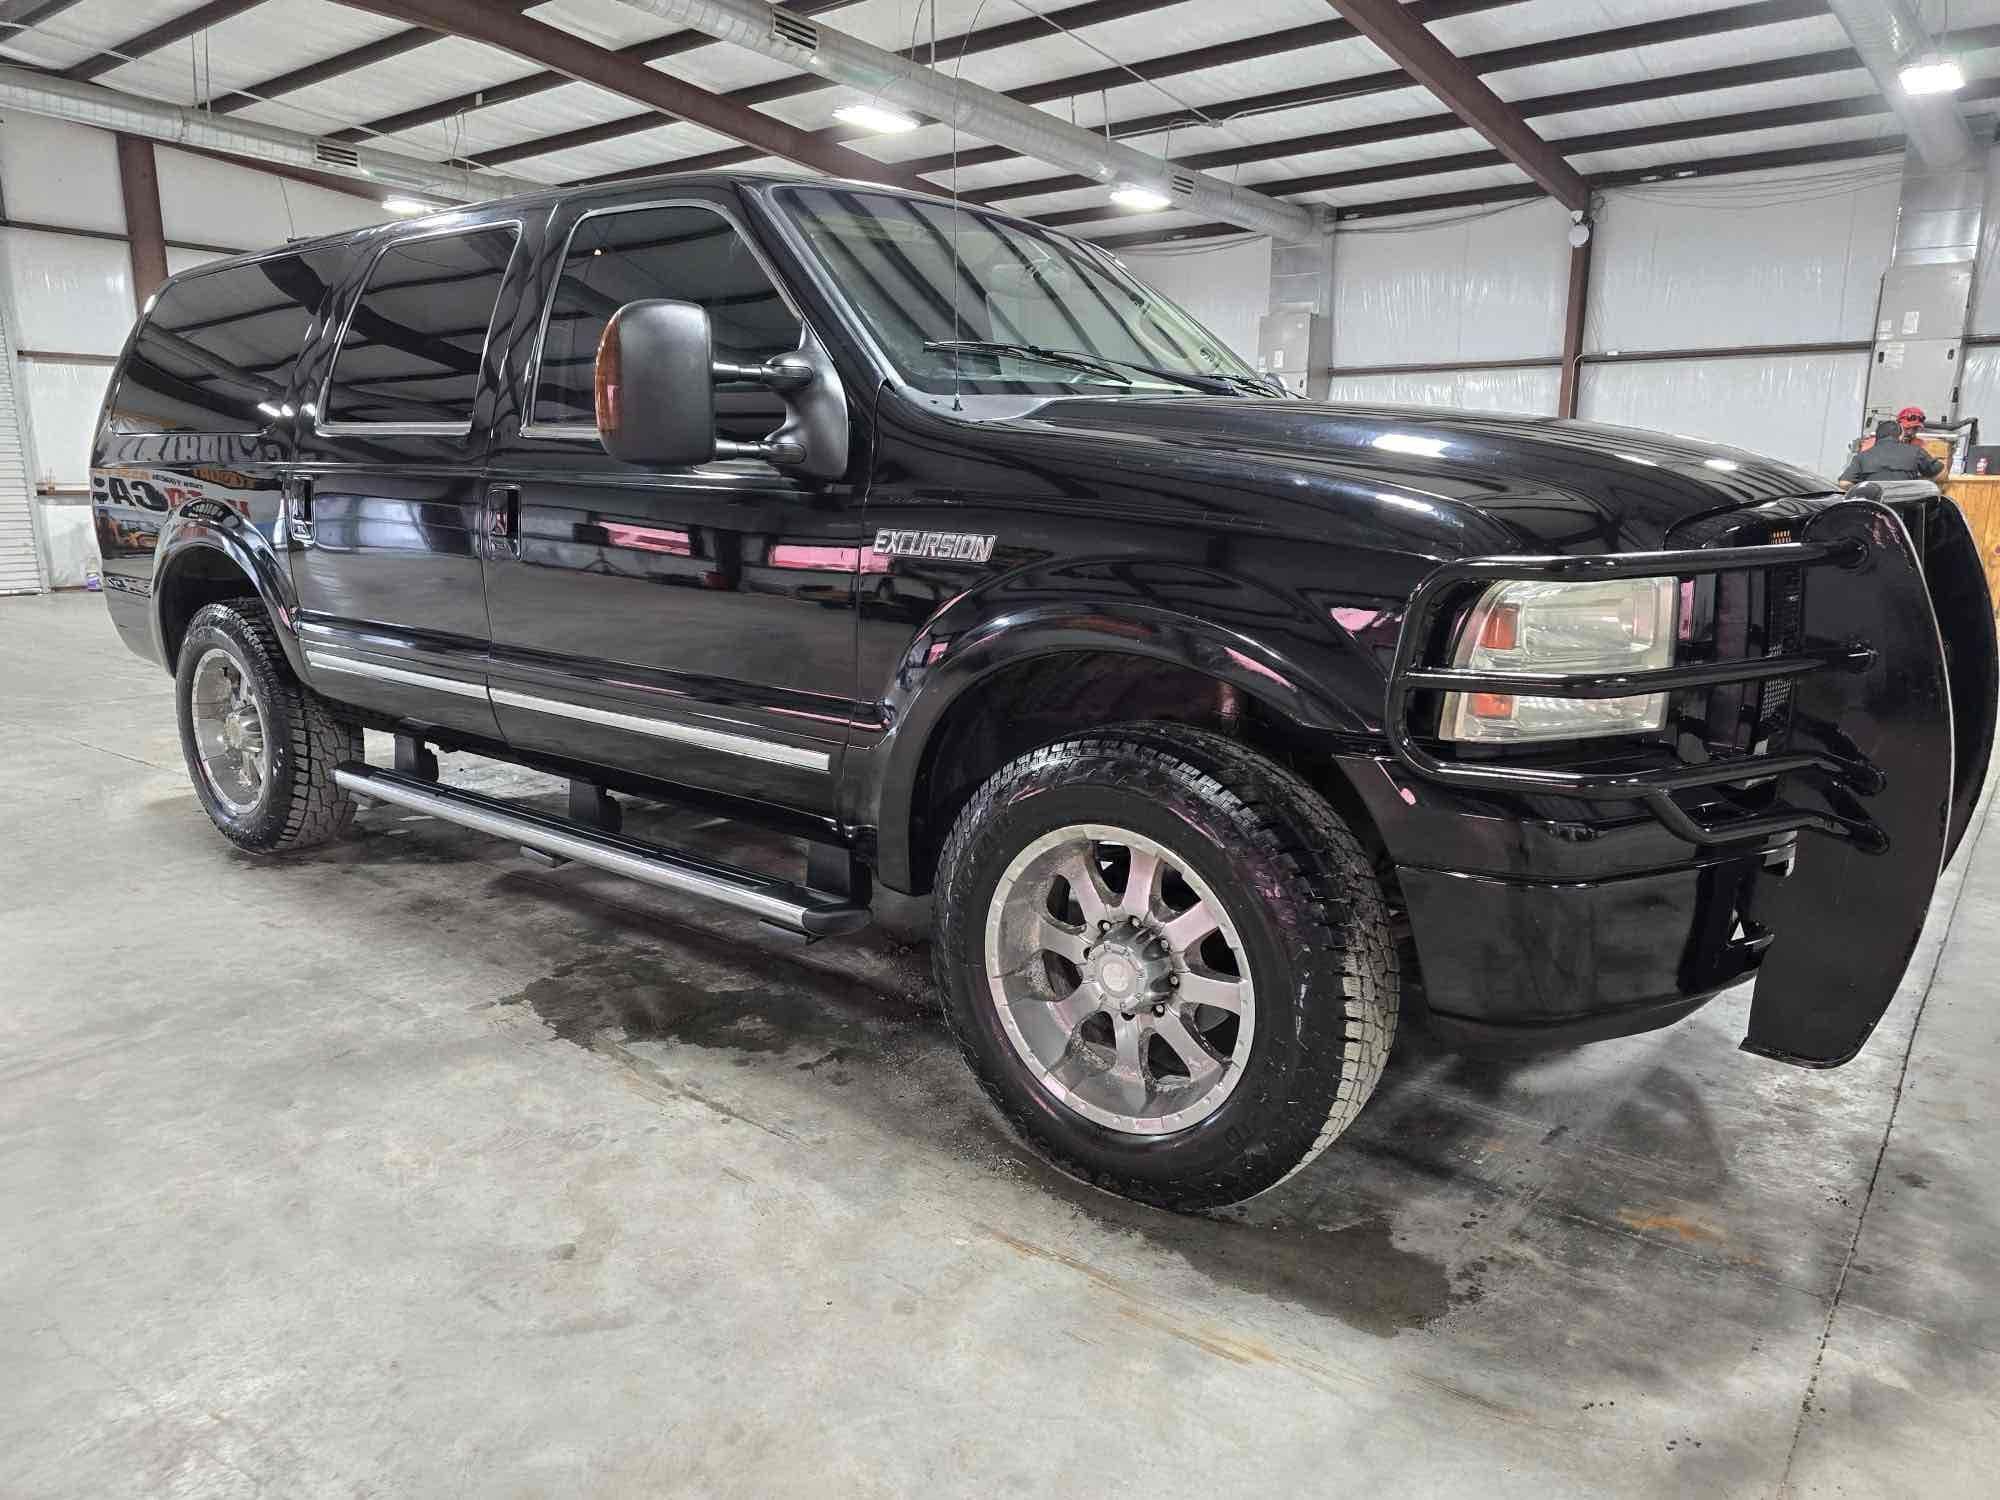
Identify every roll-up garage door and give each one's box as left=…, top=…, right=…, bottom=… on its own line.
left=0, top=303, right=47, bottom=594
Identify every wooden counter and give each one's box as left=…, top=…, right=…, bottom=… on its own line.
left=1942, top=475, right=2000, bottom=612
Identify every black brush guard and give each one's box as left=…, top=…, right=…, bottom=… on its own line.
left=1386, top=497, right=1997, bottom=1069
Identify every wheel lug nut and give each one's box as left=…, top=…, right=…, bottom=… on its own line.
left=1167, top=975, right=1179, bottom=988
left=1152, top=1003, right=1166, bottom=1017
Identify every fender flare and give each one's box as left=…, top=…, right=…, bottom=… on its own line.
left=863, top=594, right=1378, bottom=890
left=150, top=513, right=307, bottom=679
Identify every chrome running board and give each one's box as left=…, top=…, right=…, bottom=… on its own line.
left=332, top=764, right=869, bottom=938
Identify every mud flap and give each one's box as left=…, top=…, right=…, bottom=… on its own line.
left=1739, top=501, right=1954, bottom=1068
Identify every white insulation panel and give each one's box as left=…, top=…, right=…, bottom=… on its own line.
left=20, top=360, right=111, bottom=491
left=1587, top=162, right=1901, bottom=352
left=1123, top=237, right=1273, bottom=366
left=0, top=115, right=123, bottom=234
left=1323, top=365, right=1561, bottom=417
left=1, top=230, right=134, bottom=356
left=1331, top=200, right=1571, bottom=366
left=153, top=149, right=388, bottom=251
left=1578, top=352, right=1869, bottom=481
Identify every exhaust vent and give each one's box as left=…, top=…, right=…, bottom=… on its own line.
left=314, top=140, right=360, bottom=169
left=770, top=11, right=818, bottom=53
left=1168, top=169, right=1197, bottom=199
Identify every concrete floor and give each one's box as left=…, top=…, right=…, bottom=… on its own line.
left=4, top=590, right=1997, bottom=1499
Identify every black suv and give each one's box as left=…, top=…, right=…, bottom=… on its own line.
left=92, top=172, right=1996, bottom=1209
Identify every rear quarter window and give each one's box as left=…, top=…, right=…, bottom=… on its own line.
left=321, top=225, right=519, bottom=429
left=111, top=251, right=341, bottom=434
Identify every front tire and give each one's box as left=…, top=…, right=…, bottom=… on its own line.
left=175, top=598, right=360, bottom=852
left=933, top=723, right=1397, bottom=1210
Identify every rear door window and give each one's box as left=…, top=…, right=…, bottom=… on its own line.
left=111, top=251, right=340, bottom=433
left=531, top=204, right=802, bottom=443
left=322, top=225, right=519, bottom=430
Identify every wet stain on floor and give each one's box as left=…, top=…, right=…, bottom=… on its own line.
left=494, top=911, right=1479, bottom=1341
left=950, top=1106, right=1458, bottom=1338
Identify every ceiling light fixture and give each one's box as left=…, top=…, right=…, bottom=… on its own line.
left=382, top=196, right=438, bottom=215
left=833, top=102, right=919, bottom=133
left=1110, top=183, right=1172, bottom=212
left=1899, top=51, right=1964, bottom=95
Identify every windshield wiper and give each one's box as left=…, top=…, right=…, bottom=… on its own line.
left=922, top=339, right=1131, bottom=385
left=1086, top=357, right=1287, bottom=398
left=924, top=340, right=1281, bottom=397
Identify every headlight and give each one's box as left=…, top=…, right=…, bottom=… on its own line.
left=1441, top=576, right=1677, bottom=742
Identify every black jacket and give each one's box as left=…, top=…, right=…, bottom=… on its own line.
left=1840, top=435, right=1943, bottom=483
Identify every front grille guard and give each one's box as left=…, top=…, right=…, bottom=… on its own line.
left=1384, top=540, right=1881, bottom=849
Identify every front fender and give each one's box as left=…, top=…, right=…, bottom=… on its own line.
left=859, top=577, right=1384, bottom=890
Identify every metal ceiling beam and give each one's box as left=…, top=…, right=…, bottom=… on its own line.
left=203, top=3, right=538, bottom=115
left=602, top=0, right=1320, bottom=241
left=63, top=0, right=267, bottom=83
left=460, top=0, right=1207, bottom=171
left=947, top=0, right=1845, bottom=200
left=1089, top=133, right=1939, bottom=251
left=1321, top=0, right=1588, bottom=210
left=0, top=0, right=84, bottom=35
left=567, top=0, right=1520, bottom=183
left=332, top=0, right=926, bottom=188
left=330, top=0, right=865, bottom=147
left=1045, top=71, right=2000, bottom=232
left=1008, top=0, right=1825, bottom=170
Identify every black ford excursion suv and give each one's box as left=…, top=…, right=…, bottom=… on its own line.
left=93, top=172, right=1997, bottom=1210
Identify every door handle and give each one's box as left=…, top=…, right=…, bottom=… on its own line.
left=286, top=477, right=314, bottom=546
left=488, top=483, right=521, bottom=557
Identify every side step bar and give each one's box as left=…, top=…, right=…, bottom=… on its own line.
left=332, top=764, right=870, bottom=938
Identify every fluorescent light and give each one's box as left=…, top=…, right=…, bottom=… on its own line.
left=382, top=196, right=438, bottom=215
left=1373, top=432, right=1448, bottom=458
left=833, top=102, right=919, bottom=134
left=1110, top=184, right=1172, bottom=212
left=1900, top=54, right=1964, bottom=95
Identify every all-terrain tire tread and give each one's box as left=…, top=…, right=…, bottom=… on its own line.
left=933, top=722, right=1397, bottom=1208
left=185, top=598, right=359, bottom=852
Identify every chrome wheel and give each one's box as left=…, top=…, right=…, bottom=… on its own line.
left=983, top=824, right=1256, bottom=1136
left=189, top=647, right=270, bottom=817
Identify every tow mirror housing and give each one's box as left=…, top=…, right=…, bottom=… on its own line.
left=595, top=299, right=716, bottom=469
left=595, top=298, right=849, bottom=478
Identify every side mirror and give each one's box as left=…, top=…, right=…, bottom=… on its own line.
left=595, top=299, right=716, bottom=468
left=595, top=298, right=850, bottom=479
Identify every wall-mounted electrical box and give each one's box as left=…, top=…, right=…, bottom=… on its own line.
left=1257, top=308, right=1329, bottom=398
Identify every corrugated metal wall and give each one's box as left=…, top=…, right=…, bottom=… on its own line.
left=0, top=114, right=389, bottom=588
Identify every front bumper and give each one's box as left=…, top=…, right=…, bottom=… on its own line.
left=1379, top=495, right=1997, bottom=1066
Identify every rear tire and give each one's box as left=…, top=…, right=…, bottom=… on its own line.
left=933, top=723, right=1397, bottom=1211
left=175, top=598, right=360, bottom=852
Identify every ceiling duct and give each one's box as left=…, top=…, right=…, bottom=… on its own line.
left=1826, top=0, right=1975, bottom=168
left=0, top=63, right=540, bottom=204
left=606, top=0, right=1325, bottom=242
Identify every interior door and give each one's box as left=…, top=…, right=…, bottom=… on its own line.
left=290, top=221, right=524, bottom=739
left=481, top=194, right=864, bottom=814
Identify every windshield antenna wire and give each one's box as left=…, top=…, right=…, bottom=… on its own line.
left=944, top=0, right=997, bottom=413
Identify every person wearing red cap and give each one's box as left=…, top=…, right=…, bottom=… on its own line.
left=1839, top=407, right=1942, bottom=486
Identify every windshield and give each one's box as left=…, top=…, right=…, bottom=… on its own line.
left=776, top=184, right=1274, bottom=398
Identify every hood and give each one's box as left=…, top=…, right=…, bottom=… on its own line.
left=1012, top=397, right=1836, bottom=553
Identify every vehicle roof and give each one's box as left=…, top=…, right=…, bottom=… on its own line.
left=152, top=171, right=1094, bottom=291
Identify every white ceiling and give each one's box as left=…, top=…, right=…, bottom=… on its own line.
left=1, top=0, right=1996, bottom=244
